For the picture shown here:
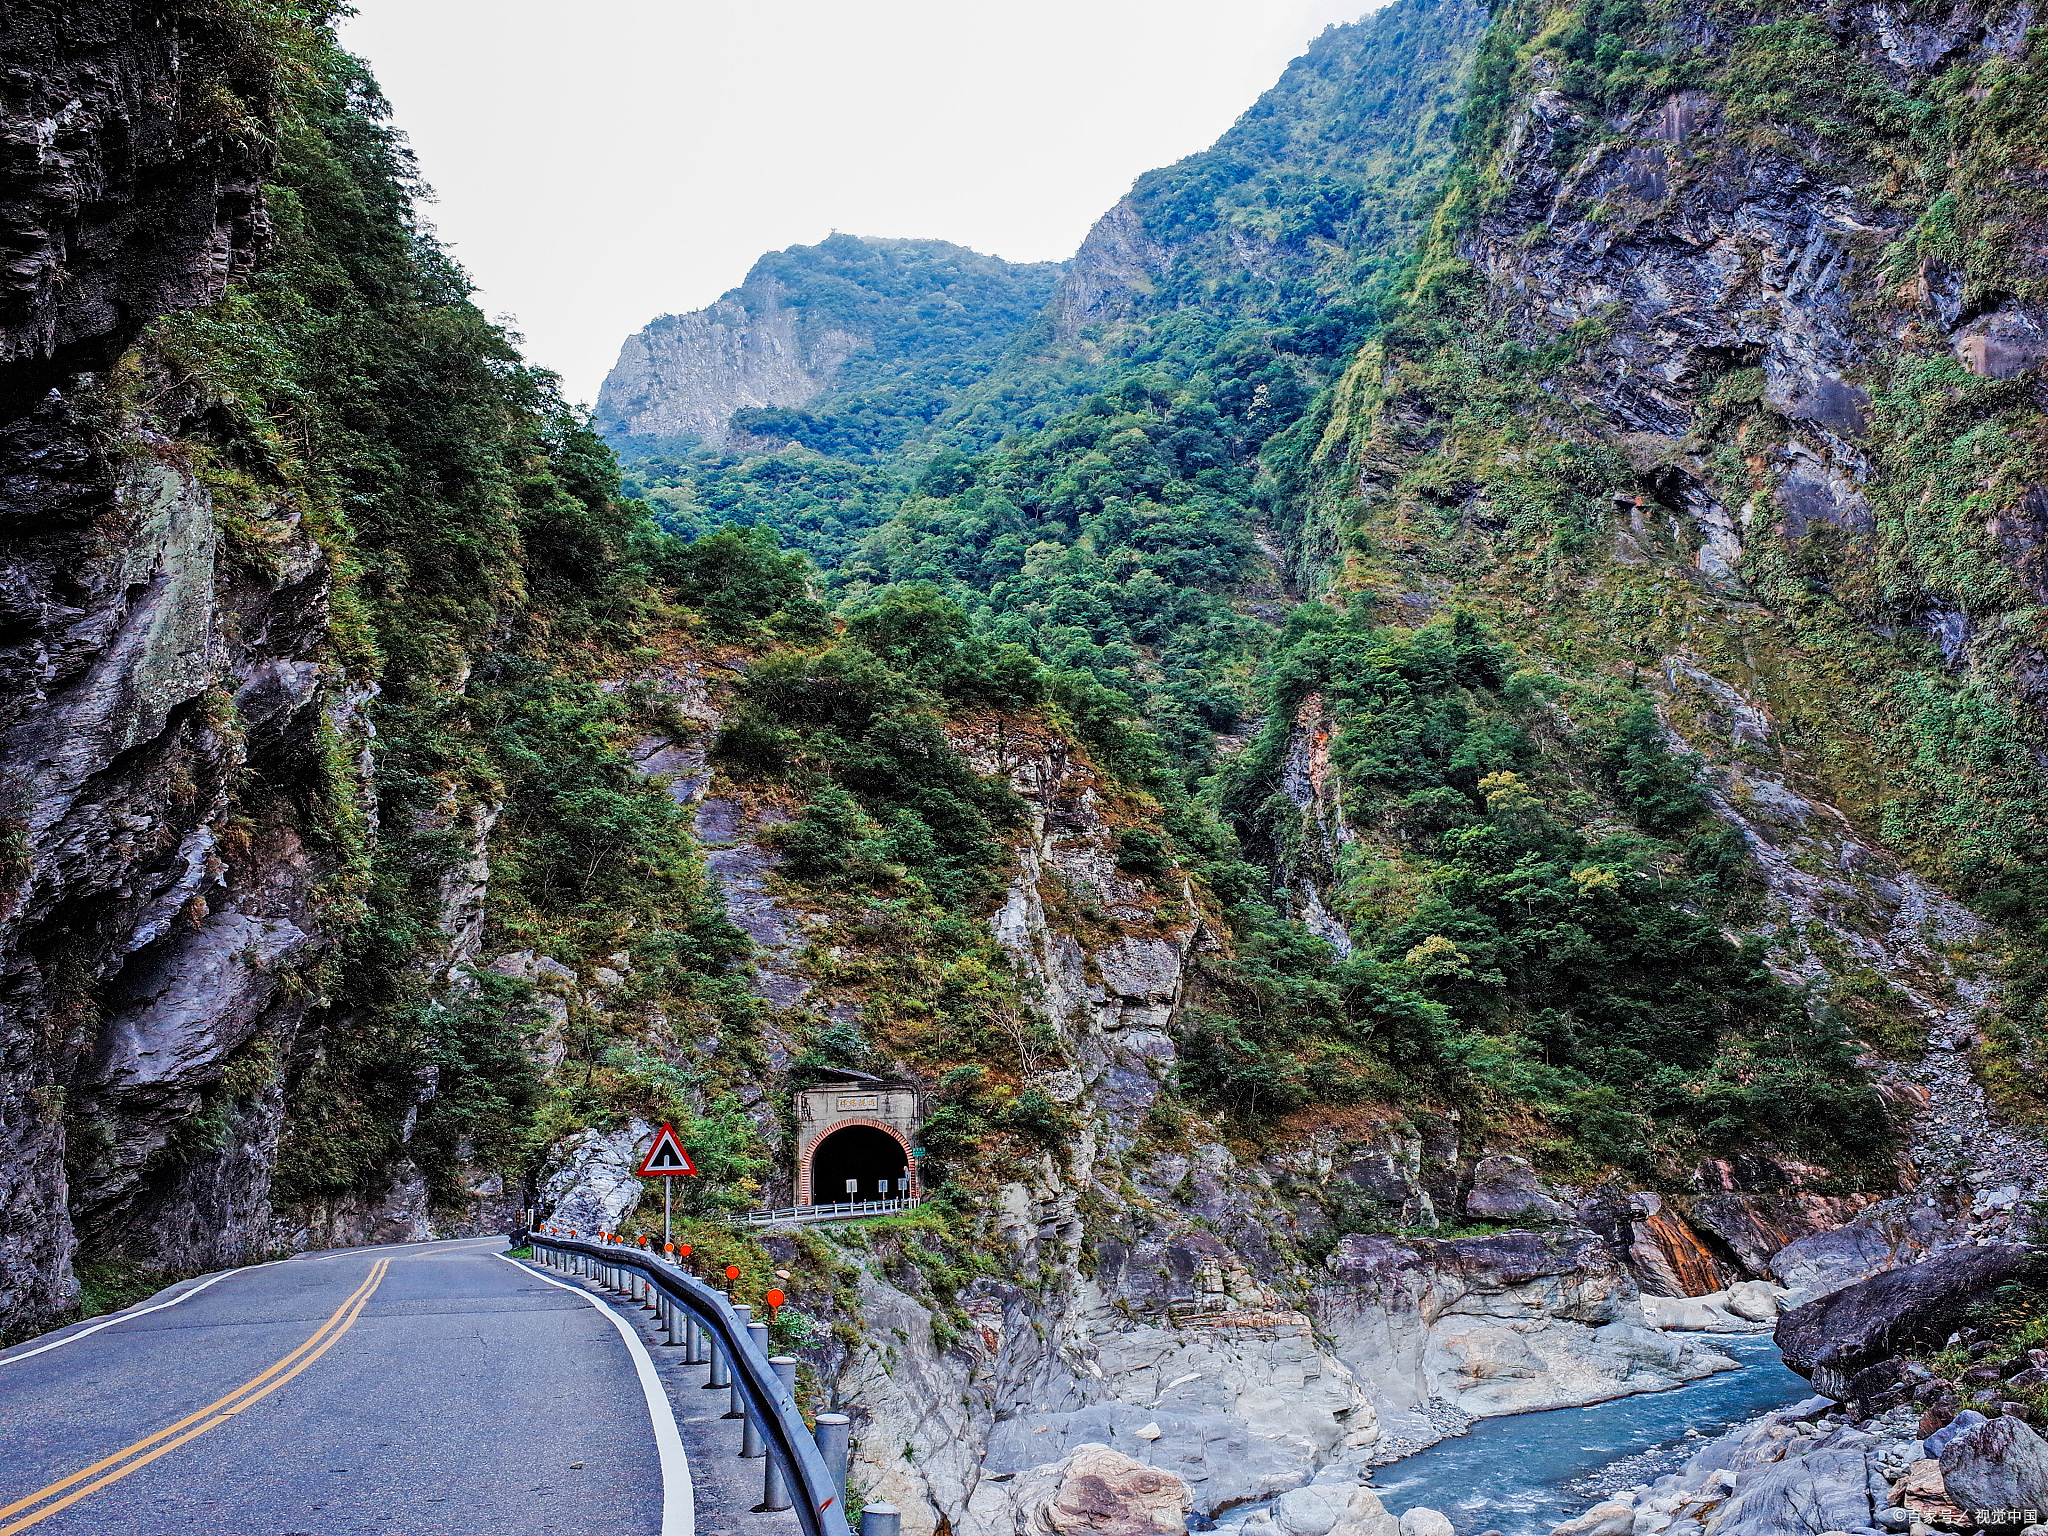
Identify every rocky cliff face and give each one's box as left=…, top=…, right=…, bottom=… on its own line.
left=1287, top=0, right=2048, bottom=1258
left=595, top=234, right=1061, bottom=451
left=598, top=281, right=867, bottom=450
left=0, top=4, right=714, bottom=1336
left=0, top=0, right=321, bottom=1327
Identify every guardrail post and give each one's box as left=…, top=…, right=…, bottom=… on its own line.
left=815, top=1413, right=850, bottom=1506
left=723, top=1307, right=751, bottom=1415
left=760, top=1356, right=799, bottom=1510
left=741, top=1394, right=765, bottom=1459
left=707, top=1322, right=732, bottom=1390
left=862, top=1502, right=902, bottom=1536
left=737, top=1319, right=768, bottom=1428
left=685, top=1312, right=705, bottom=1362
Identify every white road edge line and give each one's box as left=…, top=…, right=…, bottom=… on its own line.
left=0, top=1264, right=261, bottom=1366
left=498, top=1251, right=695, bottom=1536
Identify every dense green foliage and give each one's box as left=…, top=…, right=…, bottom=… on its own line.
left=612, top=0, right=1488, bottom=602
left=601, top=235, right=1062, bottom=462
left=1209, top=608, right=1886, bottom=1172
left=596, top=0, right=1933, bottom=1180
left=1086, top=0, right=1487, bottom=342
left=143, top=14, right=762, bottom=1211
left=163, top=0, right=2048, bottom=1233
left=1310, top=0, right=2048, bottom=1130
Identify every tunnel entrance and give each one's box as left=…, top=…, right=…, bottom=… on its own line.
left=809, top=1124, right=909, bottom=1204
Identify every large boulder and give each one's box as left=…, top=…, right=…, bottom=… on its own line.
left=1722, top=1280, right=1786, bottom=1322
left=1939, top=1415, right=2048, bottom=1523
left=1641, top=1292, right=1745, bottom=1331
left=1775, top=1244, right=2035, bottom=1398
left=539, top=1119, right=653, bottom=1233
left=1706, top=1446, right=1877, bottom=1534
left=1011, top=1445, right=1192, bottom=1536
left=1464, top=1155, right=1566, bottom=1221
left=1269, top=1481, right=1398, bottom=1536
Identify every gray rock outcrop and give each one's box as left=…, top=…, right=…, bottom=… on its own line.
left=1937, top=1415, right=2048, bottom=1522
left=595, top=235, right=1059, bottom=447
left=0, top=0, right=334, bottom=1326
left=1776, top=1244, right=2036, bottom=1397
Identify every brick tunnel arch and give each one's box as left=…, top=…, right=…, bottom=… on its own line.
left=803, top=1120, right=911, bottom=1205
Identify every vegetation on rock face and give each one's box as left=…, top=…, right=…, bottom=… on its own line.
left=601, top=234, right=1063, bottom=462
left=601, top=0, right=1972, bottom=1187
left=612, top=0, right=1489, bottom=623
left=1211, top=606, right=1885, bottom=1174
left=95, top=0, right=2048, bottom=1257
left=129, top=11, right=762, bottom=1215
left=1290, top=0, right=2048, bottom=1133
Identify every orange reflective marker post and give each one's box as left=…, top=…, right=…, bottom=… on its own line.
left=765, top=1288, right=785, bottom=1321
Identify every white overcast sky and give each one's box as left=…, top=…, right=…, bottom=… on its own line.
left=337, top=0, right=1379, bottom=406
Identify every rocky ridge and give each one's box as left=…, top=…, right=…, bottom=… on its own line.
left=595, top=235, right=1061, bottom=451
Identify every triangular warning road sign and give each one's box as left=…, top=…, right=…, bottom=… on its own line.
left=637, top=1122, right=698, bottom=1176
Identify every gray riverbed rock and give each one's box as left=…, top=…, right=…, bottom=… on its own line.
left=1937, top=1414, right=2048, bottom=1521
left=1320, top=1229, right=1738, bottom=1425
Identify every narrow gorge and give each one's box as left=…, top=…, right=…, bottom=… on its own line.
left=7, top=1, right=2048, bottom=1533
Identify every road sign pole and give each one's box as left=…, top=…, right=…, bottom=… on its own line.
left=664, top=1178, right=672, bottom=1247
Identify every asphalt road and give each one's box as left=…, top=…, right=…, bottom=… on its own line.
left=0, top=1236, right=688, bottom=1536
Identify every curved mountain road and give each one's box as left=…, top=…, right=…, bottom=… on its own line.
left=0, top=1236, right=714, bottom=1536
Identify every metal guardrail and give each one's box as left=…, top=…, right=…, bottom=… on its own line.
left=745, top=1197, right=922, bottom=1225
left=519, top=1229, right=859, bottom=1536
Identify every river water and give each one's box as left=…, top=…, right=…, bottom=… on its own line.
left=1369, top=1334, right=1812, bottom=1535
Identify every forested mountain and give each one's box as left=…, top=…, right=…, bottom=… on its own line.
left=5, top=1, right=2048, bottom=1530
left=597, top=234, right=1062, bottom=456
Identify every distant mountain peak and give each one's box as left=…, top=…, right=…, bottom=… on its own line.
left=594, top=234, right=1061, bottom=455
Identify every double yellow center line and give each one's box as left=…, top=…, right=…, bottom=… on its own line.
left=0, top=1258, right=390, bottom=1534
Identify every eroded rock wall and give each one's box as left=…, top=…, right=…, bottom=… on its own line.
left=0, top=0, right=334, bottom=1328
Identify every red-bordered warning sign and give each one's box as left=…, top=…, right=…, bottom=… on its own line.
left=636, top=1122, right=698, bottom=1176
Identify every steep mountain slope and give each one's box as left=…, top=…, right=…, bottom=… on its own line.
left=558, top=0, right=2048, bottom=1526
left=613, top=0, right=1489, bottom=576
left=0, top=3, right=763, bottom=1332
left=7, top=3, right=2048, bottom=1534
left=1282, top=0, right=2048, bottom=1170
left=596, top=234, right=1062, bottom=455
left=1048, top=0, right=1487, bottom=349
